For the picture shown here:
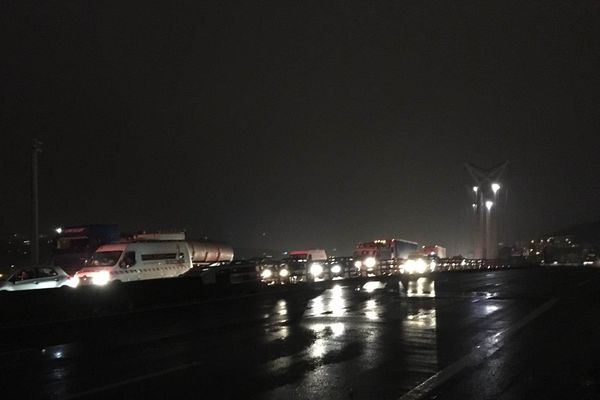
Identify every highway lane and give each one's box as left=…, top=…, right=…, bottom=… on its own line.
left=1, top=267, right=598, bottom=399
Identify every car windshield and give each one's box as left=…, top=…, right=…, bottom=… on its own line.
left=88, top=251, right=122, bottom=267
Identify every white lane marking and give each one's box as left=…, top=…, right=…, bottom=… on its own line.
left=398, top=297, right=558, bottom=400
left=62, top=360, right=205, bottom=399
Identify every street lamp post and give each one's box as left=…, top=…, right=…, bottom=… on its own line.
left=31, top=138, right=43, bottom=265
left=465, top=162, right=507, bottom=260
left=485, top=200, right=495, bottom=259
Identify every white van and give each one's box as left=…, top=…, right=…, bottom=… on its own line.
left=75, top=241, right=192, bottom=285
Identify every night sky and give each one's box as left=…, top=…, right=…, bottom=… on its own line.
left=2, top=1, right=599, bottom=256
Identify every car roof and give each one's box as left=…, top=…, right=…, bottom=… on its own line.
left=0, top=265, right=65, bottom=274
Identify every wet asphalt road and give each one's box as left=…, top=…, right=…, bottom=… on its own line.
left=2, top=267, right=600, bottom=400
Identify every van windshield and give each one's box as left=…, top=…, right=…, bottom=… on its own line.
left=89, top=251, right=122, bottom=266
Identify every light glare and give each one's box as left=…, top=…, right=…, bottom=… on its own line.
left=91, top=270, right=110, bottom=286
left=278, top=268, right=289, bottom=278
left=261, top=269, right=273, bottom=279
left=364, top=257, right=377, bottom=268
left=309, top=263, right=323, bottom=276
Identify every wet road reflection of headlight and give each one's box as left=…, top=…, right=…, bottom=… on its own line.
left=330, top=264, right=342, bottom=274
left=309, top=263, right=323, bottom=276
left=364, top=257, right=376, bottom=268
left=261, top=269, right=273, bottom=279
left=278, top=268, right=289, bottom=278
left=363, top=281, right=384, bottom=293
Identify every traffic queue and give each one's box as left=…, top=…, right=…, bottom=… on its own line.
left=1, top=226, right=498, bottom=292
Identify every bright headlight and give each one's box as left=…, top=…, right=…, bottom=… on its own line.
left=309, top=263, right=323, bottom=276
left=261, top=269, right=273, bottom=279
left=429, top=261, right=437, bottom=272
left=68, top=276, right=80, bottom=288
left=354, top=260, right=362, bottom=268
left=416, top=259, right=427, bottom=274
left=278, top=268, right=289, bottom=278
left=404, top=259, right=427, bottom=274
left=330, top=264, right=342, bottom=274
left=91, top=270, right=110, bottom=286
left=364, top=257, right=376, bottom=269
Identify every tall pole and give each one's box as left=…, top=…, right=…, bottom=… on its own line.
left=485, top=203, right=491, bottom=259
left=465, top=162, right=507, bottom=260
left=31, top=138, right=43, bottom=265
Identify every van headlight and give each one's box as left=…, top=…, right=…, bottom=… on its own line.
left=354, top=260, right=362, bottom=268
left=261, top=269, right=273, bottom=279
left=309, top=263, right=323, bottom=276
left=330, top=264, right=342, bottom=274
left=68, top=276, right=80, bottom=288
left=91, top=270, right=111, bottom=286
left=364, top=257, right=377, bottom=269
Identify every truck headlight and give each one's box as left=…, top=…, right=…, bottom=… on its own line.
left=429, top=261, right=437, bottom=272
left=354, top=260, right=362, bottom=268
left=278, top=268, right=289, bottom=278
left=415, top=259, right=427, bottom=274
left=330, top=264, right=341, bottom=274
left=364, top=257, right=376, bottom=269
left=261, top=269, right=273, bottom=279
left=404, top=259, right=427, bottom=274
left=309, top=263, right=323, bottom=276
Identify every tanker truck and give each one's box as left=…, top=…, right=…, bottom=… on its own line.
left=75, top=233, right=233, bottom=286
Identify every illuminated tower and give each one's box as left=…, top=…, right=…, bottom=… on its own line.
left=465, top=162, right=507, bottom=259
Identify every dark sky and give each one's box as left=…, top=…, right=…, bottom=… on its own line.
left=1, top=1, right=599, bottom=255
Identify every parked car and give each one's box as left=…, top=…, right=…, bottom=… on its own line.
left=0, top=265, right=79, bottom=291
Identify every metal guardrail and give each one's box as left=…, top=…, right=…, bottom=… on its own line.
left=434, top=258, right=515, bottom=272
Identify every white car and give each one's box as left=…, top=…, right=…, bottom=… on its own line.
left=0, top=266, right=79, bottom=291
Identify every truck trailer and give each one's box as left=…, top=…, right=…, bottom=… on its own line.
left=54, top=224, right=120, bottom=273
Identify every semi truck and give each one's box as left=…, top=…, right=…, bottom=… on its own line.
left=421, top=245, right=447, bottom=259
left=54, top=224, right=120, bottom=273
left=353, top=239, right=418, bottom=269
